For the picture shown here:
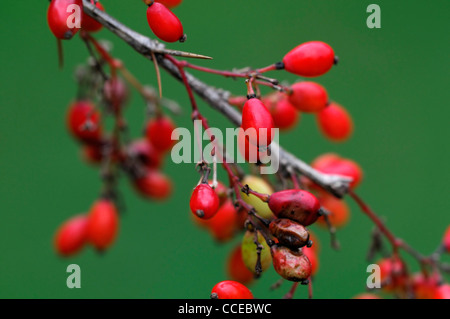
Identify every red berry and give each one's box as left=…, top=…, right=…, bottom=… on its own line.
left=67, top=100, right=102, bottom=144
left=271, top=245, right=312, bottom=282
left=433, top=284, right=450, bottom=299
left=133, top=170, right=172, bottom=200
left=241, top=98, right=275, bottom=148
left=312, top=155, right=363, bottom=189
left=210, top=180, right=228, bottom=206
left=227, top=245, right=254, bottom=285
left=81, top=144, right=103, bottom=165
left=82, top=0, right=104, bottom=32
left=86, top=199, right=119, bottom=251
left=412, top=272, right=441, bottom=299
left=317, top=102, right=353, bottom=142
left=146, top=2, right=184, bottom=43
left=302, top=246, right=319, bottom=276
left=268, top=189, right=322, bottom=226
left=156, top=0, right=183, bottom=9
left=128, top=139, right=162, bottom=170
left=54, top=214, right=88, bottom=256
left=192, top=199, right=238, bottom=242
left=264, top=94, right=300, bottom=131
left=378, top=257, right=407, bottom=292
left=317, top=193, right=350, bottom=228
left=310, top=153, right=341, bottom=171
left=47, top=0, right=82, bottom=39
left=190, top=183, right=220, bottom=219
left=211, top=280, right=253, bottom=299
left=442, top=225, right=450, bottom=253
left=288, top=82, right=328, bottom=113
left=145, top=116, right=176, bottom=153
left=282, top=41, right=335, bottom=77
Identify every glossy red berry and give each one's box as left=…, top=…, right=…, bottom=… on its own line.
left=288, top=82, right=328, bottom=113
left=133, top=170, right=172, bottom=200
left=82, top=0, right=104, bottom=32
left=145, top=116, right=176, bottom=153
left=268, top=189, right=322, bottom=226
left=211, top=280, right=253, bottom=299
left=241, top=98, right=275, bottom=148
left=433, top=284, right=450, bottom=299
left=47, top=0, right=82, bottom=39
left=86, top=199, right=119, bottom=251
left=442, top=225, right=450, bottom=253
left=146, top=2, right=184, bottom=43
left=282, top=41, right=335, bottom=77
left=156, top=0, right=183, bottom=9
left=128, top=139, right=162, bottom=170
left=54, top=214, right=88, bottom=256
left=67, top=100, right=102, bottom=144
left=264, top=94, right=300, bottom=131
left=317, top=102, right=353, bottom=142
left=227, top=245, right=254, bottom=285
left=271, top=245, right=312, bottom=282
left=190, top=183, right=220, bottom=219
left=317, top=193, right=350, bottom=228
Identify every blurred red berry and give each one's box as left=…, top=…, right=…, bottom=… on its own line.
left=133, top=170, right=172, bottom=200
left=87, top=199, right=119, bottom=251
left=227, top=245, right=254, bottom=285
left=67, top=100, right=102, bottom=144
left=82, top=0, right=105, bottom=32
left=54, top=214, right=88, bottom=256
left=317, top=102, right=353, bottom=142
left=145, top=116, right=176, bottom=153
left=288, top=82, right=328, bottom=113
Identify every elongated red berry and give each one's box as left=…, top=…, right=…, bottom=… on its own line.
left=268, top=189, right=322, bottom=226
left=146, top=2, right=184, bottom=43
left=82, top=0, right=104, bottom=32
left=283, top=41, right=335, bottom=77
left=145, top=116, right=176, bottom=153
left=47, top=0, right=82, bottom=39
left=211, top=280, right=253, bottom=299
left=190, top=183, right=220, bottom=219
left=67, top=100, right=102, bottom=144
left=86, top=199, right=119, bottom=251
left=317, top=102, right=353, bottom=142
left=227, top=245, right=254, bottom=285
left=288, top=82, right=328, bottom=113
left=156, top=0, right=183, bottom=8
left=241, top=98, right=275, bottom=148
left=133, top=170, right=172, bottom=200
left=271, top=245, right=311, bottom=282
left=263, top=93, right=300, bottom=131
left=54, top=214, right=88, bottom=256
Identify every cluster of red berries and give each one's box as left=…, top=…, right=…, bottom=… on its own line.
left=230, top=41, right=353, bottom=142
left=54, top=43, right=178, bottom=256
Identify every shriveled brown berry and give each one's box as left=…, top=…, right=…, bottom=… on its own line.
left=269, top=218, right=311, bottom=249
left=271, top=245, right=311, bottom=282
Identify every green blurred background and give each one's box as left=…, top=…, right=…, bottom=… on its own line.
left=0, top=0, right=449, bottom=299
